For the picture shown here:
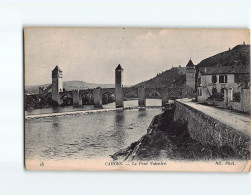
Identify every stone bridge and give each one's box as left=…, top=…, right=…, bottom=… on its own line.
left=53, top=64, right=192, bottom=108
left=58, top=86, right=185, bottom=108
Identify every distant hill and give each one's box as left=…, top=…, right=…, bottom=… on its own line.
left=25, top=81, right=120, bottom=94
left=63, top=81, right=115, bottom=90
left=134, top=66, right=186, bottom=88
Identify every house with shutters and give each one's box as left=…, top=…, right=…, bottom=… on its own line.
left=196, top=65, right=250, bottom=112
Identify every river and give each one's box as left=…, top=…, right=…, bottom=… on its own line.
left=25, top=99, right=163, bottom=160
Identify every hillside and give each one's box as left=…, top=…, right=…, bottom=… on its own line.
left=25, top=81, right=116, bottom=94
left=196, top=44, right=250, bottom=69
left=134, top=66, right=186, bottom=88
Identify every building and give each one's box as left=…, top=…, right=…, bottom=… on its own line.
left=197, top=65, right=250, bottom=112
left=168, top=59, right=196, bottom=98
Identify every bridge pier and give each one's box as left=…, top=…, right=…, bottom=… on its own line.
left=93, top=88, right=102, bottom=108
left=115, top=87, right=124, bottom=108
left=161, top=87, right=169, bottom=106
left=138, top=86, right=146, bottom=107
left=73, top=90, right=81, bottom=107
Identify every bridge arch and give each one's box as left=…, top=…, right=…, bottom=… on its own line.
left=101, top=88, right=115, bottom=96
left=145, top=88, right=162, bottom=98
left=80, top=90, right=93, bottom=105
left=60, top=91, right=73, bottom=99
left=123, top=88, right=138, bottom=97
left=169, top=88, right=183, bottom=99
left=102, top=90, right=115, bottom=96
left=144, top=88, right=162, bottom=107
left=100, top=90, right=114, bottom=105
left=124, top=91, right=138, bottom=99
left=182, top=86, right=194, bottom=98
left=60, top=92, right=73, bottom=106
left=25, top=94, right=41, bottom=105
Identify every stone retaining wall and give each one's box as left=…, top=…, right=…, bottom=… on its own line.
left=174, top=101, right=250, bottom=153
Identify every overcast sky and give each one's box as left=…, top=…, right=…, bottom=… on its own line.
left=25, top=28, right=250, bottom=86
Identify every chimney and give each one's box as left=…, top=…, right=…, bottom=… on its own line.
left=204, top=68, right=207, bottom=73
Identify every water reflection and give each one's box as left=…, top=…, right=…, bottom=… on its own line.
left=114, top=110, right=125, bottom=129
left=52, top=120, right=60, bottom=130
left=25, top=108, right=163, bottom=160
left=138, top=110, right=147, bottom=118
left=111, top=110, right=126, bottom=147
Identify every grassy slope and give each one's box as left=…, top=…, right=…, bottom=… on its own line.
left=134, top=67, right=186, bottom=88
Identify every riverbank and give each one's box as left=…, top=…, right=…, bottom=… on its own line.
left=111, top=104, right=250, bottom=161
left=25, top=106, right=162, bottom=119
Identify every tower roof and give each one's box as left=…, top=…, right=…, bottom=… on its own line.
left=186, top=59, right=195, bottom=68
left=52, top=65, right=62, bottom=72
left=116, top=64, right=124, bottom=70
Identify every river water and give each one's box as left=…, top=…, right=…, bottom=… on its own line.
left=25, top=99, right=162, bottom=160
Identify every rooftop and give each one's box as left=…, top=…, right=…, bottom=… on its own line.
left=52, top=65, right=62, bottom=72
left=116, top=64, right=124, bottom=70
left=186, top=59, right=195, bottom=68
left=199, top=64, right=250, bottom=75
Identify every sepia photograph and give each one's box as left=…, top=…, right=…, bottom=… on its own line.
left=24, top=27, right=250, bottom=172
left=2, top=1, right=251, bottom=194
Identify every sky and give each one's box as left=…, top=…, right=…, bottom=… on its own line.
left=24, top=28, right=250, bottom=86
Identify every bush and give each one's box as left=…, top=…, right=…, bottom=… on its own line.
left=209, top=92, right=224, bottom=101
left=233, top=92, right=241, bottom=102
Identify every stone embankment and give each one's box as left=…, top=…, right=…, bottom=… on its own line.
left=111, top=99, right=250, bottom=161
left=174, top=99, right=250, bottom=152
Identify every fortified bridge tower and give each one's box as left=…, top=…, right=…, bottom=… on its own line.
left=115, top=64, right=124, bottom=108
left=52, top=66, right=63, bottom=104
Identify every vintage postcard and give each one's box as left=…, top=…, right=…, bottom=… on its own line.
left=24, top=27, right=250, bottom=172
